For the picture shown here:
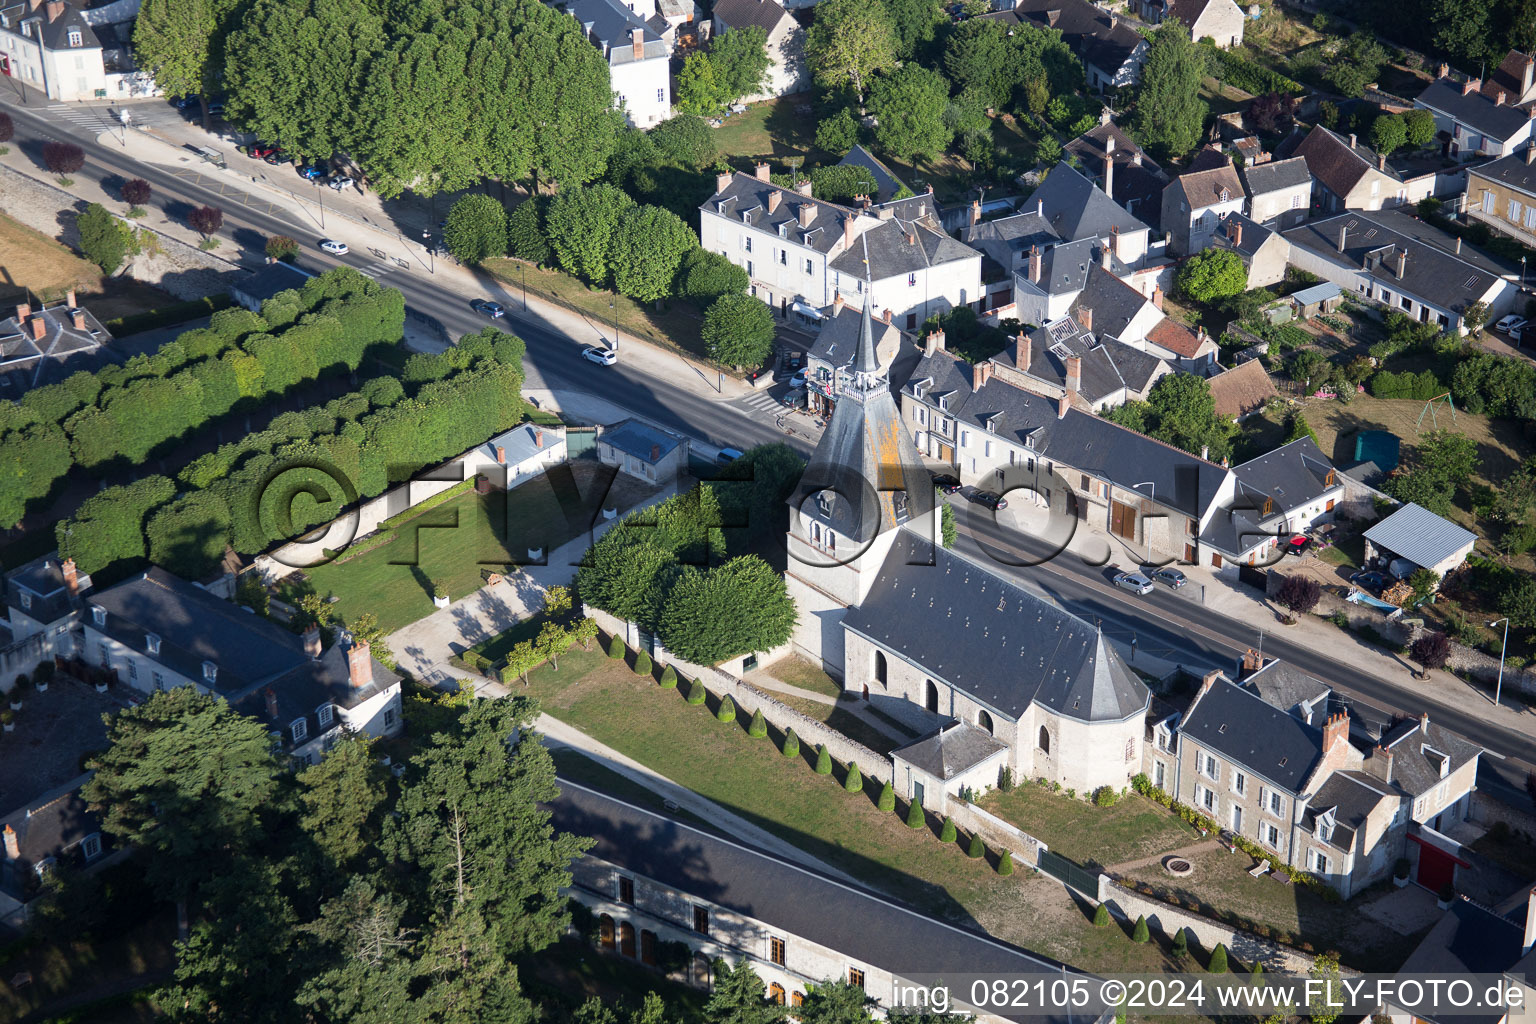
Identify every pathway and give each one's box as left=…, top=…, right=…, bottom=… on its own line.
left=746, top=673, right=915, bottom=744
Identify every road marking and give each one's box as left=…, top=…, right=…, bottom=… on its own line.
left=737, top=389, right=783, bottom=414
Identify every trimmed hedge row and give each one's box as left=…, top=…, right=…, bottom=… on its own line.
left=104, top=293, right=234, bottom=335
left=376, top=475, right=479, bottom=532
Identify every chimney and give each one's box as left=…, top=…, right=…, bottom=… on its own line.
left=71, top=308, right=85, bottom=331
left=1104, top=135, right=1115, bottom=199
left=650, top=444, right=661, bottom=461
left=842, top=215, right=855, bottom=249
left=1395, top=248, right=1407, bottom=278
left=924, top=327, right=946, bottom=356
left=1077, top=306, right=1093, bottom=333
left=496, top=445, right=506, bottom=464
left=882, top=307, right=891, bottom=324
left=1099, top=244, right=1112, bottom=271
left=534, top=427, right=544, bottom=447
left=1065, top=355, right=1082, bottom=395
left=1419, top=711, right=1430, bottom=733
left=62, top=558, right=77, bottom=594
left=1057, top=392, right=1071, bottom=418
left=30, top=315, right=46, bottom=341
left=1151, top=285, right=1164, bottom=310
left=1349, top=133, right=1356, bottom=149
left=1132, top=150, right=1143, bottom=167
left=632, top=27, right=644, bottom=59
left=1028, top=245, right=1042, bottom=283
left=970, top=199, right=981, bottom=226
left=1371, top=744, right=1394, bottom=785
left=905, top=230, right=915, bottom=246
left=754, top=162, right=770, bottom=182
left=66, top=287, right=76, bottom=308
left=1377, top=153, right=1386, bottom=171
left=1200, top=669, right=1221, bottom=693
left=795, top=179, right=813, bottom=197
left=1229, top=218, right=1242, bottom=248
left=302, top=625, right=322, bottom=659
left=1109, top=224, right=1119, bottom=258
left=2, top=824, right=17, bottom=860
left=1241, top=647, right=1263, bottom=675
left=348, top=641, right=373, bottom=688
left=1017, top=331, right=1032, bottom=370
left=1036, top=198, right=1044, bottom=218
left=1463, top=78, right=1479, bottom=96
left=768, top=190, right=782, bottom=214
left=715, top=170, right=732, bottom=193
left=264, top=686, right=278, bottom=720
left=833, top=293, right=846, bottom=316
left=1497, top=90, right=1508, bottom=106
left=1523, top=888, right=1536, bottom=955
left=1438, top=62, right=1449, bottom=78
left=13, top=302, right=28, bottom=322
left=1337, top=224, right=1348, bottom=252
left=1323, top=711, right=1349, bottom=753
left=798, top=202, right=814, bottom=228
left=1100, top=106, right=1112, bottom=126
left=44, top=0, right=62, bottom=20
left=1526, top=56, right=1536, bottom=96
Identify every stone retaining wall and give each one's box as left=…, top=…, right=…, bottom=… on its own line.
left=946, top=800, right=1046, bottom=869
left=585, top=606, right=895, bottom=784
left=1096, top=876, right=1316, bottom=973
left=1471, top=790, right=1536, bottom=840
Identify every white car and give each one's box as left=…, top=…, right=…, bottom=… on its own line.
left=582, top=346, right=617, bottom=366
left=319, top=239, right=348, bottom=255
left=791, top=367, right=808, bottom=388
left=1494, top=314, right=1526, bottom=335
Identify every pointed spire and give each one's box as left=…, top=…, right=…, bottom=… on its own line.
left=853, top=298, right=879, bottom=376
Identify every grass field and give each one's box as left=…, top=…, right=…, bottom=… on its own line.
left=769, top=691, right=902, bottom=757
left=520, top=642, right=1181, bottom=975
left=756, top=654, right=845, bottom=699
left=282, top=463, right=643, bottom=633
left=981, top=785, right=1199, bottom=870
left=0, top=210, right=101, bottom=300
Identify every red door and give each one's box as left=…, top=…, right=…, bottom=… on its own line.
left=1415, top=842, right=1457, bottom=893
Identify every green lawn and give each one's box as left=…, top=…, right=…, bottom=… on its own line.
left=549, top=747, right=715, bottom=833
left=770, top=692, right=902, bottom=757
left=467, top=615, right=547, bottom=667
left=708, top=96, right=822, bottom=163
left=757, top=654, right=845, bottom=699
left=282, top=465, right=617, bottom=633
left=521, top=643, right=1178, bottom=975
left=980, top=785, right=1198, bottom=870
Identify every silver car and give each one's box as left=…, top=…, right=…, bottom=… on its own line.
left=1112, top=570, right=1155, bottom=595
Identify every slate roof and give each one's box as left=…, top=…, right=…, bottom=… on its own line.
left=1363, top=502, right=1478, bottom=571
left=1416, top=78, right=1534, bottom=141
left=845, top=531, right=1150, bottom=723
left=1241, top=659, right=1331, bottom=720
left=1145, top=317, right=1208, bottom=359
left=1035, top=407, right=1230, bottom=519
left=1293, top=125, right=1397, bottom=198
left=1036, top=237, right=1102, bottom=295
left=6, top=553, right=90, bottom=626
left=1006, top=0, right=1145, bottom=77
left=562, top=0, right=667, bottom=58
left=1170, top=160, right=1244, bottom=210
left=1064, top=121, right=1169, bottom=216
left=1300, top=770, right=1395, bottom=853
left=600, top=418, right=682, bottom=464
left=1232, top=435, right=1339, bottom=514
left=548, top=780, right=1105, bottom=1004
left=0, top=0, right=100, bottom=50
left=0, top=787, right=111, bottom=902
left=908, top=354, right=1061, bottom=451
left=1469, top=147, right=1536, bottom=198
left=703, top=172, right=865, bottom=256
left=1239, top=155, right=1312, bottom=196
left=963, top=209, right=1061, bottom=272
left=809, top=303, right=917, bottom=394
left=1198, top=506, right=1271, bottom=559
left=1365, top=206, right=1511, bottom=277
left=1024, top=161, right=1152, bottom=243
left=231, top=633, right=400, bottom=745
left=1375, top=714, right=1482, bottom=797
left=1207, top=357, right=1277, bottom=420
left=1394, top=896, right=1535, bottom=986
left=1210, top=210, right=1274, bottom=260
left=1282, top=211, right=1503, bottom=314
left=710, top=0, right=790, bottom=35
left=994, top=317, right=1164, bottom=403
left=480, top=423, right=563, bottom=467
left=829, top=217, right=977, bottom=282
left=892, top=720, right=1011, bottom=780
left=231, top=261, right=312, bottom=308
left=0, top=301, right=113, bottom=394
left=796, top=306, right=934, bottom=543
left=837, top=144, right=911, bottom=203
left=1179, top=676, right=1326, bottom=793
left=1069, top=264, right=1154, bottom=341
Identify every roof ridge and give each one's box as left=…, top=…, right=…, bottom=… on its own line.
left=1082, top=407, right=1229, bottom=469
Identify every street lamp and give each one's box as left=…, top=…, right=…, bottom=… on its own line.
left=1132, top=480, right=1155, bottom=505
left=422, top=228, right=433, bottom=274
left=1488, top=617, right=1510, bottom=707
left=609, top=299, right=619, bottom=353
left=521, top=261, right=527, bottom=312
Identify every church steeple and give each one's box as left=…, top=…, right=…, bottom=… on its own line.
left=849, top=298, right=882, bottom=389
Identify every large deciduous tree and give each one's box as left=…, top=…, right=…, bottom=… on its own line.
left=546, top=182, right=636, bottom=285
left=702, top=293, right=776, bottom=368
left=1176, top=248, right=1247, bottom=304
left=134, top=0, right=226, bottom=125
left=444, top=193, right=509, bottom=265
left=608, top=205, right=696, bottom=303
left=658, top=555, right=796, bottom=664
left=869, top=64, right=951, bottom=165
left=805, top=0, right=897, bottom=102
left=1132, top=22, right=1208, bottom=160
left=883, top=0, right=946, bottom=61
left=1143, top=373, right=1236, bottom=462
left=709, top=26, right=772, bottom=101
left=78, top=203, right=130, bottom=275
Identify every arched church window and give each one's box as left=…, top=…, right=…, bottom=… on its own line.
left=977, top=710, right=994, bottom=735
left=1038, top=726, right=1050, bottom=753
left=874, top=651, right=887, bottom=686
left=925, top=680, right=939, bottom=712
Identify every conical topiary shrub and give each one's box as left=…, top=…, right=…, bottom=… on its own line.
left=634, top=650, right=652, bottom=677
left=1093, top=903, right=1111, bottom=927
left=877, top=781, right=895, bottom=811
left=967, top=833, right=984, bottom=858
left=815, top=744, right=832, bottom=774
left=1208, top=942, right=1229, bottom=973
left=998, top=850, right=1014, bottom=875
left=659, top=665, right=678, bottom=688
left=716, top=695, right=736, bottom=722
left=844, top=762, right=863, bottom=792
left=686, top=679, right=707, bottom=705
left=905, top=800, right=925, bottom=829
left=1250, top=962, right=1264, bottom=983
left=940, top=816, right=957, bottom=843
left=1131, top=915, right=1150, bottom=943
left=1171, top=927, right=1189, bottom=959
left=781, top=728, right=799, bottom=757
left=608, top=636, right=625, bottom=659
left=748, top=708, right=767, bottom=737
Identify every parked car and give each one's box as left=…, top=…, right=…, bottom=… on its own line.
left=206, top=99, right=226, bottom=116
left=1112, top=569, right=1155, bottom=595
left=932, top=473, right=961, bottom=494
left=790, top=367, right=808, bottom=388
left=170, top=96, right=198, bottom=110
left=781, top=387, right=807, bottom=409
left=327, top=175, right=355, bottom=191
left=299, top=165, right=327, bottom=181
left=248, top=144, right=282, bottom=159
left=1146, top=566, right=1187, bottom=589
left=718, top=447, right=744, bottom=463
left=582, top=346, right=617, bottom=366
left=1495, top=314, right=1526, bottom=335
left=319, top=239, right=349, bottom=255
left=470, top=299, right=505, bottom=319
left=1286, top=535, right=1312, bottom=556
left=971, top=490, right=1008, bottom=511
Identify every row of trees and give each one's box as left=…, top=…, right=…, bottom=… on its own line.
left=135, top=0, right=623, bottom=197
left=0, top=267, right=402, bottom=530
left=55, top=326, right=527, bottom=580
left=74, top=684, right=588, bottom=1022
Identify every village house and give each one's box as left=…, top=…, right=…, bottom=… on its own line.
left=1362, top=502, right=1478, bottom=579
left=1161, top=150, right=1246, bottom=255
left=1465, top=143, right=1536, bottom=249
left=803, top=297, right=916, bottom=417
left=558, top=0, right=671, bottom=127
left=1385, top=890, right=1536, bottom=1024
left=0, top=293, right=113, bottom=395
left=83, top=567, right=402, bottom=767
left=1130, top=0, right=1245, bottom=46
left=552, top=780, right=1113, bottom=1022
left=1282, top=208, right=1516, bottom=334
left=460, top=423, right=568, bottom=489
left=1208, top=211, right=1291, bottom=290
left=1287, top=126, right=1444, bottom=213
left=1064, top=117, right=1170, bottom=226
left=985, top=0, right=1147, bottom=90
left=709, top=0, right=804, bottom=98
left=1136, top=316, right=1220, bottom=374
left=0, top=0, right=105, bottom=101
left=1415, top=63, right=1536, bottom=162
left=1206, top=358, right=1277, bottom=422
left=596, top=418, right=688, bottom=483
left=1239, top=155, right=1313, bottom=230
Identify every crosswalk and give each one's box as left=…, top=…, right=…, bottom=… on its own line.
left=736, top=387, right=786, bottom=416
left=45, top=103, right=115, bottom=132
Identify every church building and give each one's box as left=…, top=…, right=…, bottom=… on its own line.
left=784, top=302, right=1151, bottom=808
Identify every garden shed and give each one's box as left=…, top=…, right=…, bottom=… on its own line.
left=1363, top=502, right=1477, bottom=579
left=1291, top=281, right=1342, bottom=318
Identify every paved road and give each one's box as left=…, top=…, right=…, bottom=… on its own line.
left=6, top=94, right=1530, bottom=806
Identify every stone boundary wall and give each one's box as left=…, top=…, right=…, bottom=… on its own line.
left=0, top=163, right=239, bottom=303
left=1471, top=790, right=1536, bottom=839
left=584, top=606, right=895, bottom=784
left=946, top=800, right=1046, bottom=869
left=1097, top=877, right=1319, bottom=973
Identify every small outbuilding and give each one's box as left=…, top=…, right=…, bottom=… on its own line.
left=461, top=423, right=567, bottom=489
left=1363, top=502, right=1478, bottom=579
left=891, top=719, right=1011, bottom=816
left=230, top=261, right=312, bottom=312
left=1290, top=281, right=1342, bottom=318
left=596, top=418, right=688, bottom=484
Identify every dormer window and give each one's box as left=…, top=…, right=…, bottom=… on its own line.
left=1318, top=815, right=1334, bottom=843
left=92, top=606, right=106, bottom=626
left=1325, top=469, right=1336, bottom=486
left=291, top=717, right=308, bottom=743
left=146, top=634, right=161, bottom=655
left=81, top=833, right=102, bottom=860
left=18, top=593, right=30, bottom=611
left=68, top=27, right=82, bottom=46
left=317, top=703, right=334, bottom=728
left=202, top=661, right=218, bottom=684
left=1262, top=497, right=1273, bottom=516
left=777, top=222, right=787, bottom=238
